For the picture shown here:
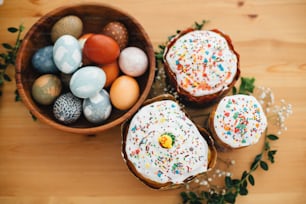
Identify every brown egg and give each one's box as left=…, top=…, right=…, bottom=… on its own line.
left=32, top=74, right=62, bottom=105
left=100, top=61, right=120, bottom=88
left=83, top=34, right=120, bottom=65
left=102, top=21, right=129, bottom=50
left=51, top=15, right=83, bottom=42
left=110, top=75, right=139, bottom=110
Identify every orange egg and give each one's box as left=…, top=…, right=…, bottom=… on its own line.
left=78, top=33, right=93, bottom=49
left=100, top=61, right=120, bottom=88
left=83, top=34, right=120, bottom=64
left=110, top=75, right=139, bottom=110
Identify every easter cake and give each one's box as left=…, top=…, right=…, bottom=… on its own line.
left=121, top=95, right=217, bottom=189
left=163, top=28, right=240, bottom=106
left=209, top=94, right=268, bottom=150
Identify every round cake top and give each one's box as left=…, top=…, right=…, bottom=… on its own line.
left=213, top=95, right=267, bottom=148
left=164, top=30, right=238, bottom=97
left=125, top=100, right=209, bottom=185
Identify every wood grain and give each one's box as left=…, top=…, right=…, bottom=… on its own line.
left=0, top=0, right=305, bottom=203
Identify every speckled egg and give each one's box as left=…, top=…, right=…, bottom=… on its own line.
left=83, top=34, right=120, bottom=65
left=51, top=15, right=83, bottom=42
left=83, top=89, right=112, bottom=124
left=70, top=66, right=106, bottom=98
left=53, top=35, right=82, bottom=74
left=102, top=21, right=129, bottom=50
left=118, top=47, right=148, bottom=77
left=31, top=74, right=62, bottom=105
left=53, top=92, right=82, bottom=124
left=32, top=45, right=58, bottom=74
left=110, top=75, right=139, bottom=110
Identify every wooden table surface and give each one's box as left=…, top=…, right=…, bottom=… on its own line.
left=0, top=0, right=305, bottom=203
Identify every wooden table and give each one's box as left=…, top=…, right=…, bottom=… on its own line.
left=0, top=0, right=305, bottom=203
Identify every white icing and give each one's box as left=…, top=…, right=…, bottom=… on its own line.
left=165, top=30, right=238, bottom=96
left=213, top=95, right=267, bottom=148
left=125, top=100, right=209, bottom=185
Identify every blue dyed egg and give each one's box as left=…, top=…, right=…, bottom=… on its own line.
left=69, top=66, right=106, bottom=98
left=32, top=46, right=58, bottom=74
left=53, top=92, right=82, bottom=124
left=83, top=89, right=112, bottom=123
left=53, top=35, right=82, bottom=74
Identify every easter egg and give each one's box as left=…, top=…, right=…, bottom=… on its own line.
left=31, top=74, right=62, bottom=105
left=102, top=21, right=129, bottom=50
left=100, top=61, right=120, bottom=88
left=83, top=34, right=120, bottom=65
left=110, top=75, right=139, bottom=110
left=70, top=66, right=106, bottom=98
left=83, top=89, right=112, bottom=124
left=78, top=33, right=93, bottom=50
left=118, top=47, right=148, bottom=77
left=53, top=35, right=82, bottom=74
left=32, top=45, right=58, bottom=74
left=53, top=92, right=82, bottom=124
left=51, top=15, right=83, bottom=42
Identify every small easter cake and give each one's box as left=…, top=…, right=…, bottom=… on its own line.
left=163, top=28, right=240, bottom=106
left=209, top=94, right=268, bottom=150
left=121, top=95, right=217, bottom=189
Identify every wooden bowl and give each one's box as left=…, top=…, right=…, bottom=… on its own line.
left=15, top=3, right=155, bottom=135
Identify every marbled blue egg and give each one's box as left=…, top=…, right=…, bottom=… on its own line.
left=83, top=89, right=112, bottom=123
left=32, top=45, right=58, bottom=73
left=53, top=35, right=82, bottom=74
left=69, top=66, right=106, bottom=98
left=53, top=92, right=82, bottom=124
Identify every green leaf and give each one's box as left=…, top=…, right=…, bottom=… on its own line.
left=232, top=86, right=237, bottom=95
left=264, top=141, right=271, bottom=151
left=268, top=150, right=277, bottom=163
left=8, top=27, right=18, bottom=33
left=30, top=112, right=37, bottom=121
left=254, top=153, right=262, bottom=162
left=248, top=174, right=255, bottom=186
left=239, top=186, right=248, bottom=196
left=267, top=134, right=279, bottom=140
left=168, top=35, right=176, bottom=41
left=2, top=43, right=13, bottom=50
left=238, top=77, right=255, bottom=95
left=225, top=176, right=232, bottom=188
left=0, top=63, right=7, bottom=69
left=19, top=24, right=25, bottom=32
left=15, top=89, right=21, bottom=102
left=3, top=73, right=11, bottom=81
left=250, top=160, right=259, bottom=171
left=189, top=191, right=198, bottom=200
left=193, top=20, right=208, bottom=30
left=242, top=180, right=248, bottom=188
left=180, top=192, right=189, bottom=204
left=224, top=192, right=236, bottom=203
left=241, top=170, right=248, bottom=180
left=201, top=191, right=210, bottom=199
left=232, top=179, right=240, bottom=186
left=260, top=161, right=269, bottom=171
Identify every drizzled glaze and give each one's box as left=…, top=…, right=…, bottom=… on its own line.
left=213, top=95, right=267, bottom=148
left=165, top=30, right=238, bottom=97
left=125, top=100, right=209, bottom=184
